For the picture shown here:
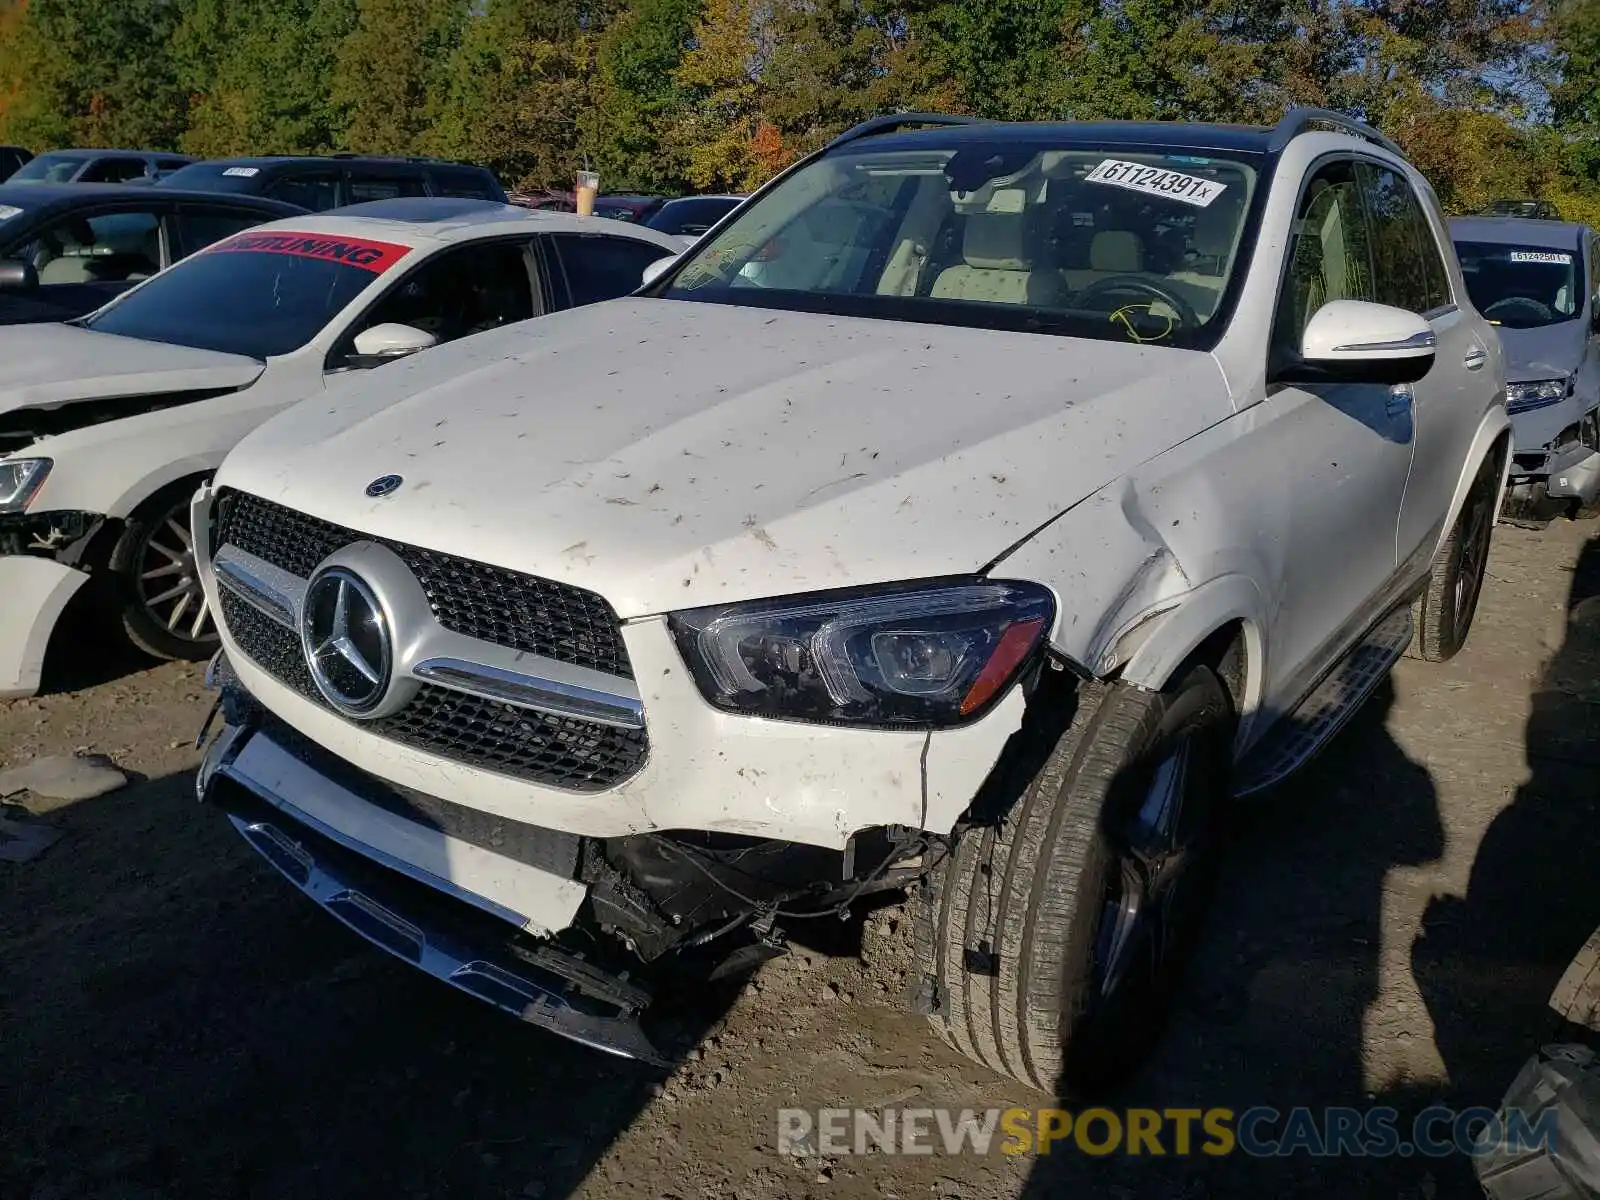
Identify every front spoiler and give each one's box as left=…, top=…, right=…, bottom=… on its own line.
left=197, top=717, right=668, bottom=1067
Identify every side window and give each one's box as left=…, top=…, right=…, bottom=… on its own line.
left=549, top=234, right=672, bottom=306
left=265, top=172, right=340, bottom=211
left=1358, top=163, right=1450, bottom=314
left=1274, top=160, right=1376, bottom=351
left=347, top=172, right=427, bottom=203
left=80, top=157, right=150, bottom=184
left=28, top=209, right=163, bottom=284
left=175, top=208, right=271, bottom=256
left=336, top=240, right=537, bottom=364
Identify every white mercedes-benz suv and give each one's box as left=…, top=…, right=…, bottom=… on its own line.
left=193, top=110, right=1508, bottom=1091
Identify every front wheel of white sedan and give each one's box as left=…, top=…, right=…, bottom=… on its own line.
left=110, top=481, right=219, bottom=662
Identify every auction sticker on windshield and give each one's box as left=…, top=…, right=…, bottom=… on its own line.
left=1509, top=250, right=1573, bottom=265
left=1086, top=159, right=1227, bottom=208
left=205, top=230, right=412, bottom=273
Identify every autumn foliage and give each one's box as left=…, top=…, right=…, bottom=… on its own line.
left=0, top=0, right=1596, bottom=217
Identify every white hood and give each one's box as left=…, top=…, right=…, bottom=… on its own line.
left=0, top=323, right=265, bottom=416
left=219, top=300, right=1233, bottom=616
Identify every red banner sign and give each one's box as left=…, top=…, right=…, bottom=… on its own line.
left=207, top=231, right=413, bottom=273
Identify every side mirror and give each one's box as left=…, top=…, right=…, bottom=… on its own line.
left=1278, top=299, right=1435, bottom=386
left=641, top=254, right=679, bottom=288
left=351, top=322, right=437, bottom=364
left=0, top=260, right=38, bottom=291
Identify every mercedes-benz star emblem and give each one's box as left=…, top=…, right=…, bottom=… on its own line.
left=301, top=567, right=392, bottom=716
left=365, top=474, right=403, bottom=498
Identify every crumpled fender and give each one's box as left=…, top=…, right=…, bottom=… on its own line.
left=0, top=555, right=89, bottom=698
left=994, top=462, right=1274, bottom=738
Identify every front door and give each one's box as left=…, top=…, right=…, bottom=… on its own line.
left=1258, top=156, right=1417, bottom=703
left=1359, top=161, right=1486, bottom=567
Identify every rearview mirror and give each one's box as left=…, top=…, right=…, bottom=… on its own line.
left=1277, top=299, right=1435, bottom=386
left=641, top=254, right=679, bottom=288
left=0, top=260, right=38, bottom=291
left=352, top=322, right=437, bottom=364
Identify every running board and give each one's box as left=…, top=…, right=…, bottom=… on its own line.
left=1232, top=607, right=1413, bottom=798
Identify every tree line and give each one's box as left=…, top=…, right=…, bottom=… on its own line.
left=2, top=0, right=1599, bottom=219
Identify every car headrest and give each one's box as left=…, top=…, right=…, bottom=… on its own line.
left=963, top=212, right=1030, bottom=271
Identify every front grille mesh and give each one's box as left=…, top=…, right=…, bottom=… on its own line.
left=214, top=490, right=633, bottom=679
left=213, top=496, right=648, bottom=792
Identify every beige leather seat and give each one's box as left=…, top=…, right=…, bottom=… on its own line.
left=1061, top=230, right=1145, bottom=293
left=930, top=210, right=1066, bottom=306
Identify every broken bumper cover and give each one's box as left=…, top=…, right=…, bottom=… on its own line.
left=0, top=554, right=90, bottom=698
left=197, top=714, right=668, bottom=1066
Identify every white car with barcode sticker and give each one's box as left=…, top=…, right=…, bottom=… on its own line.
left=195, top=112, right=1507, bottom=1090
left=0, top=199, right=679, bottom=696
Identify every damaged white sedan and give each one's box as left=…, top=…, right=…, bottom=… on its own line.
left=195, top=111, right=1508, bottom=1090
left=0, top=199, right=681, bottom=695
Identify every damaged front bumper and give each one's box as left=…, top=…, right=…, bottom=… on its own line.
left=0, top=509, right=105, bottom=697
left=197, top=667, right=929, bottom=1065
left=1504, top=413, right=1600, bottom=523
left=198, top=701, right=670, bottom=1064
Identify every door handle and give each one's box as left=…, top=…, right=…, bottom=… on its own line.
left=1463, top=347, right=1488, bottom=371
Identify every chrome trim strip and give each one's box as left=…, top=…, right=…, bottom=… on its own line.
left=220, top=808, right=665, bottom=1063
left=413, top=656, right=645, bottom=730
left=213, top=540, right=644, bottom=728
left=1331, top=329, right=1437, bottom=353
left=213, top=545, right=306, bottom=630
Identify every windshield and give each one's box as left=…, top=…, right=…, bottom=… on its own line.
left=7, top=154, right=85, bottom=185
left=83, top=229, right=411, bottom=357
left=663, top=141, right=1260, bottom=348
left=1455, top=241, right=1582, bottom=329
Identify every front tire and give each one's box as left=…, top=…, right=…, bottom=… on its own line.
left=1412, top=454, right=1497, bottom=663
left=110, top=481, right=218, bottom=662
left=915, top=664, right=1234, bottom=1093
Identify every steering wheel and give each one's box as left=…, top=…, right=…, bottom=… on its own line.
left=1074, top=275, right=1201, bottom=330
left=1483, top=295, right=1556, bottom=324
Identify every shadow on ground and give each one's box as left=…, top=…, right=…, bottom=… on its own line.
left=1412, top=533, right=1600, bottom=1097
left=0, top=767, right=737, bottom=1200
left=35, top=584, right=167, bottom=696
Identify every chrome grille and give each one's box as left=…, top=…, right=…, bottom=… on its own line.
left=213, top=498, right=649, bottom=792
left=213, top=490, right=633, bottom=679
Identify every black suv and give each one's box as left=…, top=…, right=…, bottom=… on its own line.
left=0, top=184, right=303, bottom=324
left=157, top=155, right=506, bottom=211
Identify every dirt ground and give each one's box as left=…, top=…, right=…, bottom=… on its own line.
left=3, top=518, right=1598, bottom=1200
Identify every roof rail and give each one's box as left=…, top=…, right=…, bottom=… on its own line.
left=1269, top=107, right=1405, bottom=158
left=823, top=112, right=982, bottom=154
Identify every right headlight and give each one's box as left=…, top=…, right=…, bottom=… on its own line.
left=1506, top=377, right=1572, bottom=415
left=667, top=578, right=1055, bottom=728
left=0, top=458, right=51, bottom=513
